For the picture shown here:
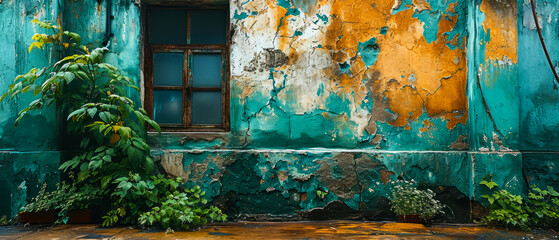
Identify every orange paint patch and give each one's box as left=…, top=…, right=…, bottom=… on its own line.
left=419, top=119, right=434, bottom=133
left=321, top=0, right=467, bottom=129
left=480, top=0, right=518, bottom=64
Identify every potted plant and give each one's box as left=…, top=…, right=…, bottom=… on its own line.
left=19, top=181, right=101, bottom=224
left=389, top=179, right=443, bottom=224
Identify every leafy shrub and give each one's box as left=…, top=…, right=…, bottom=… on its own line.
left=138, top=186, right=227, bottom=230
left=22, top=181, right=102, bottom=223
left=479, top=177, right=559, bottom=230
left=0, top=217, right=13, bottom=226
left=389, top=179, right=443, bottom=219
left=103, top=174, right=226, bottom=230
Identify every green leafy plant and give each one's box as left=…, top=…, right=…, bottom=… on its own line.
left=480, top=175, right=559, bottom=230
left=0, top=217, right=13, bottom=226
left=389, top=179, right=443, bottom=220
left=102, top=173, right=179, bottom=226
left=524, top=186, right=559, bottom=229
left=104, top=175, right=227, bottom=230
left=22, top=181, right=101, bottom=223
left=479, top=176, right=559, bottom=230
left=138, top=186, right=227, bottom=230
left=3, top=19, right=225, bottom=229
left=316, top=189, right=328, bottom=199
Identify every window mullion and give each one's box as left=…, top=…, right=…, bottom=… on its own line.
left=187, top=10, right=191, bottom=45
left=184, top=49, right=192, bottom=128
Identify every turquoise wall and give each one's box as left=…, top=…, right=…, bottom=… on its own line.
left=518, top=0, right=559, bottom=151
left=0, top=0, right=62, bottom=218
left=1, top=0, right=558, bottom=221
left=517, top=0, right=559, bottom=196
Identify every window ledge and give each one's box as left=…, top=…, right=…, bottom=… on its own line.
left=147, top=131, right=229, bottom=137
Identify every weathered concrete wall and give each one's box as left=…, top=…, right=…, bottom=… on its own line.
left=0, top=0, right=62, bottom=218
left=518, top=0, right=559, bottom=151
left=467, top=0, right=519, bottom=151
left=517, top=0, right=559, bottom=193
left=2, top=0, right=559, bottom=222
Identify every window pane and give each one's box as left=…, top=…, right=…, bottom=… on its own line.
left=192, top=91, right=222, bottom=125
left=154, top=53, right=184, bottom=87
left=154, top=90, right=183, bottom=124
left=192, top=54, right=222, bottom=88
left=190, top=10, right=227, bottom=44
left=149, top=9, right=188, bottom=44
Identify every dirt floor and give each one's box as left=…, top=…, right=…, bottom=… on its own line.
left=1, top=221, right=558, bottom=239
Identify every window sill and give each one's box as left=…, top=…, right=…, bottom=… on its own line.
left=147, top=131, right=229, bottom=136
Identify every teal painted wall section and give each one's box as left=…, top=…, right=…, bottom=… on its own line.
left=0, top=0, right=62, bottom=218
left=517, top=1, right=559, bottom=195
left=0, top=151, right=60, bottom=218
left=0, top=0, right=61, bottom=151
left=518, top=0, right=559, bottom=151
left=63, top=0, right=142, bottom=105
left=467, top=0, right=520, bottom=152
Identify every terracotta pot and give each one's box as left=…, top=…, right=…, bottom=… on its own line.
left=398, top=214, right=433, bottom=225
left=67, top=208, right=93, bottom=224
left=20, top=208, right=99, bottom=224
left=19, top=210, right=56, bottom=224
left=398, top=214, right=422, bottom=223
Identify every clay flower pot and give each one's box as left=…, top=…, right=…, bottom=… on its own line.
left=67, top=208, right=94, bottom=224
left=19, top=208, right=97, bottom=224
left=19, top=210, right=56, bottom=224
left=398, top=214, right=433, bottom=225
left=398, top=214, right=422, bottom=223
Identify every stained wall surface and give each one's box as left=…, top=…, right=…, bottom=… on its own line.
left=0, top=0, right=558, bottom=221
left=0, top=0, right=62, bottom=218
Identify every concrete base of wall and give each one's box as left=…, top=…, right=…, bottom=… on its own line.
left=1, top=149, right=554, bottom=222
left=152, top=149, right=557, bottom=222
left=0, top=151, right=60, bottom=218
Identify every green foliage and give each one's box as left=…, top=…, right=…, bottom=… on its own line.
left=138, top=186, right=227, bottom=230
left=3, top=20, right=225, bottom=230
left=389, top=179, right=443, bottom=219
left=0, top=217, right=13, bottom=226
left=103, top=175, right=227, bottom=229
left=316, top=189, right=328, bottom=199
left=22, top=181, right=101, bottom=224
left=479, top=177, right=559, bottom=230
left=480, top=179, right=498, bottom=190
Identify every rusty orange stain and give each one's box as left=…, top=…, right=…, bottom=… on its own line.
left=317, top=0, right=467, bottom=129
left=419, top=119, right=434, bottom=133
left=480, top=0, right=518, bottom=64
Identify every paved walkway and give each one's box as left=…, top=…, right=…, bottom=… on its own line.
left=1, top=221, right=558, bottom=239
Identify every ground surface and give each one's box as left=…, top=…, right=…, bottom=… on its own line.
left=0, top=221, right=558, bottom=239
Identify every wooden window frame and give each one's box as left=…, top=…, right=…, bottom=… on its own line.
left=143, top=5, right=230, bottom=132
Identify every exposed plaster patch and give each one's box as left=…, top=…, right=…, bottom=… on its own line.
left=160, top=153, right=188, bottom=182
left=450, top=135, right=469, bottom=150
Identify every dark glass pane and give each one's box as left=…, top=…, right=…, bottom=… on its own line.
left=154, top=53, right=184, bottom=87
left=192, top=91, right=222, bottom=125
left=192, top=54, right=222, bottom=87
left=149, top=9, right=188, bottom=44
left=190, top=10, right=227, bottom=44
left=153, top=90, right=183, bottom=124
